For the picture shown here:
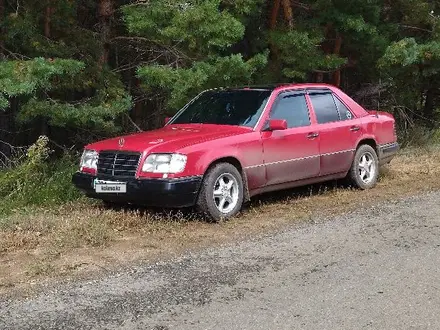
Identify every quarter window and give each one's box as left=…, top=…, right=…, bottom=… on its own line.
left=309, top=92, right=340, bottom=124
left=270, top=93, right=311, bottom=128
left=334, top=96, right=354, bottom=121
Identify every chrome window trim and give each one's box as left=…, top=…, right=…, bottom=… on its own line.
left=252, top=88, right=307, bottom=131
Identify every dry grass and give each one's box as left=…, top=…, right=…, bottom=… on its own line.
left=1, top=146, right=440, bottom=295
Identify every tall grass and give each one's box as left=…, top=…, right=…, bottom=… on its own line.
left=0, top=136, right=82, bottom=220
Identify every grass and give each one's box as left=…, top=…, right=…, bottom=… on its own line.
left=0, top=156, right=82, bottom=219
left=1, top=145, right=440, bottom=295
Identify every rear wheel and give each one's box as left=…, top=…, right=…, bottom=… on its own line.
left=349, top=144, right=379, bottom=189
left=197, top=163, right=244, bottom=221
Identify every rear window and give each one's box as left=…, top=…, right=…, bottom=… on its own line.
left=309, top=92, right=340, bottom=124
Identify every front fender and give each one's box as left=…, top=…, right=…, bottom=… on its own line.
left=194, top=146, right=244, bottom=175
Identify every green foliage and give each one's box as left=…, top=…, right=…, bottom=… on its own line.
left=0, top=95, right=9, bottom=110
left=126, top=0, right=269, bottom=111
left=270, top=30, right=346, bottom=80
left=18, top=86, right=132, bottom=132
left=0, top=58, right=132, bottom=132
left=379, top=38, right=440, bottom=70
left=221, top=0, right=266, bottom=16
left=0, top=58, right=85, bottom=110
left=314, top=0, right=381, bottom=34
left=163, top=1, right=245, bottom=52
left=4, top=1, right=99, bottom=59
left=0, top=136, right=82, bottom=218
left=138, top=53, right=268, bottom=109
left=378, top=33, right=440, bottom=124
left=123, top=0, right=245, bottom=54
left=0, top=0, right=132, bottom=137
left=380, top=38, right=423, bottom=67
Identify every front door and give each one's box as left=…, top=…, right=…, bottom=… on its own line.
left=262, top=91, right=320, bottom=186
left=308, top=90, right=360, bottom=176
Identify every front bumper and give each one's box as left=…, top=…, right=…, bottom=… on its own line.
left=72, top=172, right=202, bottom=208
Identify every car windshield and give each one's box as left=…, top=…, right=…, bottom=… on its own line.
left=170, top=90, right=271, bottom=127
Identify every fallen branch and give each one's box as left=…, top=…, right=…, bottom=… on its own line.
left=125, top=113, right=143, bottom=132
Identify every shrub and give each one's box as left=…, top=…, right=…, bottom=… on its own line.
left=0, top=136, right=82, bottom=218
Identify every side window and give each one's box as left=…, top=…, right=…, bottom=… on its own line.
left=309, top=92, right=340, bottom=124
left=333, top=95, right=354, bottom=121
left=270, top=93, right=311, bottom=128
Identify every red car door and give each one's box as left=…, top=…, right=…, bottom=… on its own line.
left=261, top=90, right=320, bottom=186
left=307, top=89, right=361, bottom=176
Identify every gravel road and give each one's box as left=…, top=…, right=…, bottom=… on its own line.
left=1, top=191, right=440, bottom=330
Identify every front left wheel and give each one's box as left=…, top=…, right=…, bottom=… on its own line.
left=197, top=163, right=244, bottom=221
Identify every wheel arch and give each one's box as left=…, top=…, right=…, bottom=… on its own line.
left=203, top=156, right=250, bottom=202
left=356, top=137, right=378, bottom=154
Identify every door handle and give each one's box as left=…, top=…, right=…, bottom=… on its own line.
left=350, top=126, right=360, bottom=132
left=307, top=132, right=319, bottom=139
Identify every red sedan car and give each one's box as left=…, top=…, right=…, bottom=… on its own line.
left=73, top=83, right=398, bottom=220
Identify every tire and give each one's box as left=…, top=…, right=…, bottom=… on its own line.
left=349, top=144, right=379, bottom=189
left=197, top=162, right=244, bottom=222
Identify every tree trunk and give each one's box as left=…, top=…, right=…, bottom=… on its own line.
left=315, top=72, right=324, bottom=83
left=332, top=34, right=343, bottom=87
left=281, top=0, right=294, bottom=28
left=267, top=0, right=282, bottom=78
left=314, top=24, right=332, bottom=83
left=424, top=85, right=435, bottom=125
left=44, top=2, right=53, bottom=38
left=0, top=0, right=5, bottom=58
left=98, top=0, right=113, bottom=67
left=269, top=0, right=281, bottom=29
left=133, top=78, right=143, bottom=127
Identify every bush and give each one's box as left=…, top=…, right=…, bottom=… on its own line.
left=0, top=136, right=82, bottom=218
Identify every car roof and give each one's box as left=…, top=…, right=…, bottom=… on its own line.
left=220, top=83, right=368, bottom=118
left=217, top=83, right=338, bottom=92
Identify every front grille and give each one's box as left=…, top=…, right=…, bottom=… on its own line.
left=97, top=151, right=141, bottom=178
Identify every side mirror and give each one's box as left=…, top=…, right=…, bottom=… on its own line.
left=268, top=119, right=287, bottom=131
left=164, top=117, right=171, bottom=125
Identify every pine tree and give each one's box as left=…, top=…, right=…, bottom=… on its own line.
left=122, top=0, right=268, bottom=111
left=0, top=0, right=131, bottom=137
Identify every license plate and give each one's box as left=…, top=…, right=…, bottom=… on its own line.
left=94, top=179, right=127, bottom=193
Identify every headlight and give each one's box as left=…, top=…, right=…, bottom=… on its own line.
left=80, top=150, right=98, bottom=171
left=142, top=153, right=187, bottom=173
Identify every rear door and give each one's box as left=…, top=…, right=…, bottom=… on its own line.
left=307, top=89, right=361, bottom=176
left=261, top=90, right=320, bottom=186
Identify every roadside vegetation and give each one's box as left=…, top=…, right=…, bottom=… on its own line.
left=0, top=136, right=81, bottom=218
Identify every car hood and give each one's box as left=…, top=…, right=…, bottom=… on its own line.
left=85, top=124, right=253, bottom=153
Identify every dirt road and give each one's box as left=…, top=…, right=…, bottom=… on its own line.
left=1, top=191, right=440, bottom=329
